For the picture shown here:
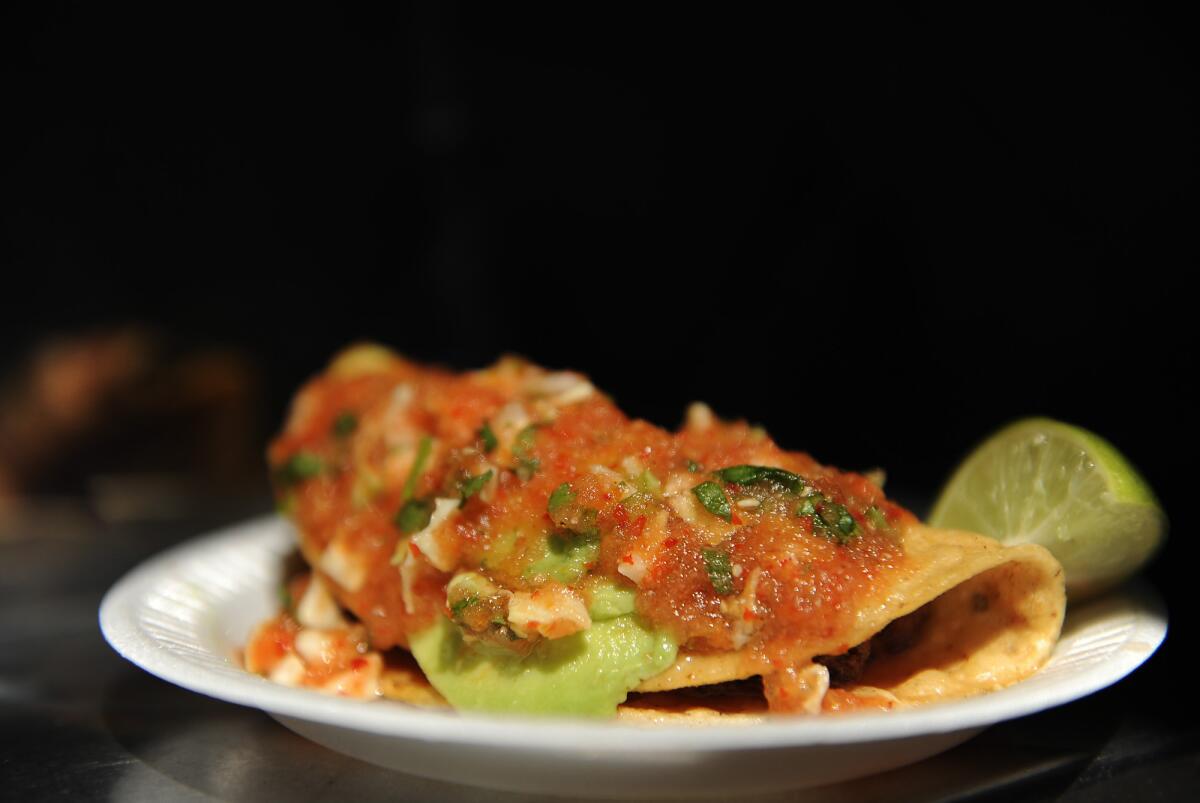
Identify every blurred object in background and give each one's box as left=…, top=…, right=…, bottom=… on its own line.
left=0, top=327, right=265, bottom=530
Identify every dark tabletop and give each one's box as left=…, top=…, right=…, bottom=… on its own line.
left=2, top=503, right=1195, bottom=803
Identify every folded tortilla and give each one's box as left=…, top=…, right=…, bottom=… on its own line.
left=263, top=345, right=1067, bottom=719
left=377, top=523, right=1065, bottom=719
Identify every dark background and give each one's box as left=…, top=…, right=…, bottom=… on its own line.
left=2, top=7, right=1198, bottom=798
left=1, top=4, right=1192, bottom=589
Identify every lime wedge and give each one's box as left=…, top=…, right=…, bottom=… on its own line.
left=929, top=417, right=1167, bottom=600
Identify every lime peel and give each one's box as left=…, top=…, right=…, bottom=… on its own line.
left=929, top=417, right=1167, bottom=601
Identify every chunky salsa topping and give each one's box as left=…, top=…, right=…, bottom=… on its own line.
left=266, top=351, right=914, bottom=697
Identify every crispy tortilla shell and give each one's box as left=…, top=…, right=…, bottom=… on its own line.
left=377, top=662, right=769, bottom=724
left=631, top=523, right=1065, bottom=706
left=378, top=524, right=1064, bottom=716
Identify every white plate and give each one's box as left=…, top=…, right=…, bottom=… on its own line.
left=100, top=515, right=1166, bottom=799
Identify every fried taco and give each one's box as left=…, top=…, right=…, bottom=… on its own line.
left=245, top=345, right=1065, bottom=719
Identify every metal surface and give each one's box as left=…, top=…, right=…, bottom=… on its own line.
left=2, top=505, right=1195, bottom=802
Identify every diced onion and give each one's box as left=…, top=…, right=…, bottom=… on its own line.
left=318, top=532, right=369, bottom=592
left=294, top=629, right=339, bottom=666
left=507, top=588, right=592, bottom=639
left=268, top=653, right=307, bottom=687
left=411, top=497, right=461, bottom=572
left=685, top=402, right=714, bottom=431
left=617, top=552, right=649, bottom=586
left=295, top=575, right=347, bottom=629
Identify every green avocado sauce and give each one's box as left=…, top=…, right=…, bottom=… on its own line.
left=408, top=588, right=676, bottom=717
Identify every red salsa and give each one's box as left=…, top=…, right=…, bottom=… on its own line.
left=267, top=351, right=917, bottom=704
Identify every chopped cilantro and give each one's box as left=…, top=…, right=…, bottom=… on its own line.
left=826, top=501, right=859, bottom=538
left=795, top=494, right=821, bottom=517
left=866, top=505, right=890, bottom=530
left=402, top=436, right=433, bottom=501
left=798, top=493, right=860, bottom=544
left=332, top=412, right=358, bottom=438
left=449, top=594, right=479, bottom=617
left=275, top=452, right=324, bottom=486
left=548, top=482, right=576, bottom=513
left=717, top=465, right=760, bottom=484
left=459, top=470, right=494, bottom=507
left=686, top=459, right=702, bottom=473
left=524, top=530, right=601, bottom=584
left=396, top=498, right=434, bottom=534
left=514, top=424, right=538, bottom=452
left=513, top=425, right=540, bottom=480
left=478, top=421, right=498, bottom=453
left=692, top=481, right=732, bottom=521
left=702, top=549, right=735, bottom=595
left=717, top=465, right=806, bottom=494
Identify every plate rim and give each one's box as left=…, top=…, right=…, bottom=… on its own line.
left=99, top=514, right=1168, bottom=753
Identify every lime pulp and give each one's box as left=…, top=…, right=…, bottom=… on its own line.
left=928, top=417, right=1167, bottom=600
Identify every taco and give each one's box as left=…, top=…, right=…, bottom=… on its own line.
left=245, top=345, right=1065, bottom=718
